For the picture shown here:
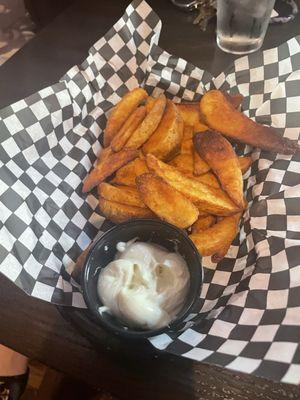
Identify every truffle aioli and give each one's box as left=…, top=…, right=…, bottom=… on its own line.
left=97, top=241, right=190, bottom=330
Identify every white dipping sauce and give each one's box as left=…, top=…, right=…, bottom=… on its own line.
left=97, top=241, right=190, bottom=330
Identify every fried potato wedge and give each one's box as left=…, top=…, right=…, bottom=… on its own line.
left=193, top=121, right=208, bottom=133
left=194, top=130, right=244, bottom=209
left=136, top=173, right=199, bottom=228
left=239, top=156, right=252, bottom=174
left=182, top=124, right=194, bottom=144
left=143, top=100, right=184, bottom=161
left=98, top=197, right=154, bottom=223
left=125, top=94, right=166, bottom=149
left=98, top=183, right=144, bottom=208
left=190, top=213, right=241, bottom=262
left=193, top=150, right=210, bottom=175
left=146, top=154, right=241, bottom=216
left=200, top=90, right=300, bottom=154
left=111, top=106, right=146, bottom=152
left=103, top=88, right=148, bottom=147
left=145, top=96, right=156, bottom=113
left=170, top=153, right=194, bottom=175
left=192, top=215, right=216, bottom=233
left=189, top=172, right=221, bottom=189
left=227, top=93, right=244, bottom=109
left=83, top=148, right=138, bottom=192
left=176, top=103, right=200, bottom=127
left=111, top=157, right=148, bottom=187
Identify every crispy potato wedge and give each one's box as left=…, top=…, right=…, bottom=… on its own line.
left=193, top=150, right=210, bottom=175
left=189, top=213, right=241, bottom=262
left=193, top=121, right=208, bottom=133
left=227, top=93, right=244, bottom=109
left=98, top=183, right=144, bottom=208
left=176, top=103, right=200, bottom=127
left=146, top=154, right=241, bottom=216
left=110, top=159, right=136, bottom=187
left=143, top=100, right=184, bottom=161
left=111, top=106, right=146, bottom=152
left=125, top=94, right=166, bottom=149
left=190, top=172, right=221, bottom=189
left=145, top=96, right=156, bottom=113
left=103, top=88, right=148, bottom=147
left=83, top=148, right=138, bottom=192
left=239, top=156, right=252, bottom=174
left=194, top=130, right=244, bottom=209
left=111, top=157, right=148, bottom=187
left=192, top=215, right=216, bottom=233
left=136, top=173, right=199, bottom=228
left=170, top=153, right=194, bottom=175
left=98, top=197, right=154, bottom=223
left=182, top=124, right=194, bottom=143
left=200, top=90, right=300, bottom=154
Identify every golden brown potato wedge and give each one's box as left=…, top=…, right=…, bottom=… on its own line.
left=98, top=183, right=144, bottom=208
left=189, top=213, right=241, bottom=263
left=143, top=100, right=184, bottom=161
left=194, top=130, right=244, bottom=209
left=103, top=88, right=148, bottom=147
left=238, top=156, right=252, bottom=174
left=193, top=121, right=208, bottom=133
left=199, top=90, right=300, bottom=154
left=136, top=173, right=199, bottom=228
left=98, top=197, right=154, bottom=223
left=170, top=153, right=194, bottom=175
left=125, top=94, right=166, bottom=149
left=176, top=103, right=201, bottom=127
left=190, top=172, right=221, bottom=189
left=145, top=96, right=156, bottom=113
left=110, top=159, right=136, bottom=187
left=191, top=215, right=216, bottom=233
left=83, top=148, right=138, bottom=192
left=193, top=150, right=210, bottom=175
left=111, top=106, right=146, bottom=152
left=146, top=154, right=241, bottom=216
left=227, top=93, right=244, bottom=109
left=134, top=157, right=149, bottom=176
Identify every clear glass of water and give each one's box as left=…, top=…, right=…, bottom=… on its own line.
left=216, top=0, right=276, bottom=55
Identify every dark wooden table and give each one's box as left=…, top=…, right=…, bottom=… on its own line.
left=0, top=1, right=300, bottom=399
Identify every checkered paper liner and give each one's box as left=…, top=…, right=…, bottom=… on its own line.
left=0, top=0, right=300, bottom=384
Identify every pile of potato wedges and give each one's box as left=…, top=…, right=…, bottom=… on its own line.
left=82, top=87, right=299, bottom=264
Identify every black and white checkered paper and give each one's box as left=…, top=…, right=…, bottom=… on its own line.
left=0, top=0, right=300, bottom=384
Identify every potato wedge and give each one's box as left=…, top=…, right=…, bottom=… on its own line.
left=176, top=103, right=201, bottom=127
left=189, top=213, right=241, bottom=262
left=146, top=154, right=241, bottom=216
left=199, top=90, right=300, bottom=154
left=194, top=130, right=244, bottom=209
left=170, top=153, right=194, bottom=175
left=192, top=215, right=216, bottom=233
left=145, top=96, right=156, bottom=113
left=193, top=150, right=210, bottom=175
left=83, top=148, right=138, bottom=192
left=193, top=121, right=208, bottom=133
left=111, top=106, right=146, bottom=152
left=181, top=125, right=194, bottom=153
left=134, top=157, right=149, bottom=176
left=98, top=197, right=154, bottom=223
left=136, top=173, right=199, bottom=228
left=239, top=156, right=252, bottom=174
left=125, top=94, right=166, bottom=149
left=190, top=172, right=220, bottom=189
left=103, top=88, right=148, bottom=147
left=98, top=183, right=144, bottom=208
left=143, top=100, right=184, bottom=161
left=227, top=93, right=244, bottom=109
left=110, top=159, right=136, bottom=187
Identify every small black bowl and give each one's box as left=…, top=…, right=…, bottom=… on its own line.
left=81, top=219, right=203, bottom=339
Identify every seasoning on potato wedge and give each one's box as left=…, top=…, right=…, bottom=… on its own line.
left=98, top=197, right=154, bottom=223
left=98, top=183, right=144, bottom=208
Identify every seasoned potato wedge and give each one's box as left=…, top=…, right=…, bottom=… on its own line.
left=98, top=197, right=154, bottom=223
left=110, top=159, right=136, bottom=187
left=136, top=173, right=199, bottom=228
left=176, top=103, right=201, bottom=127
left=194, top=130, right=244, bottom=209
left=239, top=156, right=252, bottom=174
left=190, top=172, right=221, bottom=189
left=192, top=215, right=216, bottom=233
left=98, top=183, right=144, bottom=208
left=103, top=88, right=148, bottom=147
left=170, top=153, right=194, bottom=175
left=199, top=90, right=299, bottom=154
left=189, top=213, right=241, bottom=262
left=134, top=157, right=149, bottom=176
left=111, top=106, right=146, bottom=152
left=143, top=100, right=184, bottom=161
left=125, top=94, right=166, bottom=149
left=193, top=150, right=210, bottom=175
left=146, top=154, right=241, bottom=216
left=145, top=96, right=156, bottom=113
left=83, top=148, right=138, bottom=192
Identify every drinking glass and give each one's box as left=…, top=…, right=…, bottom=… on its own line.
left=216, top=0, right=276, bottom=55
